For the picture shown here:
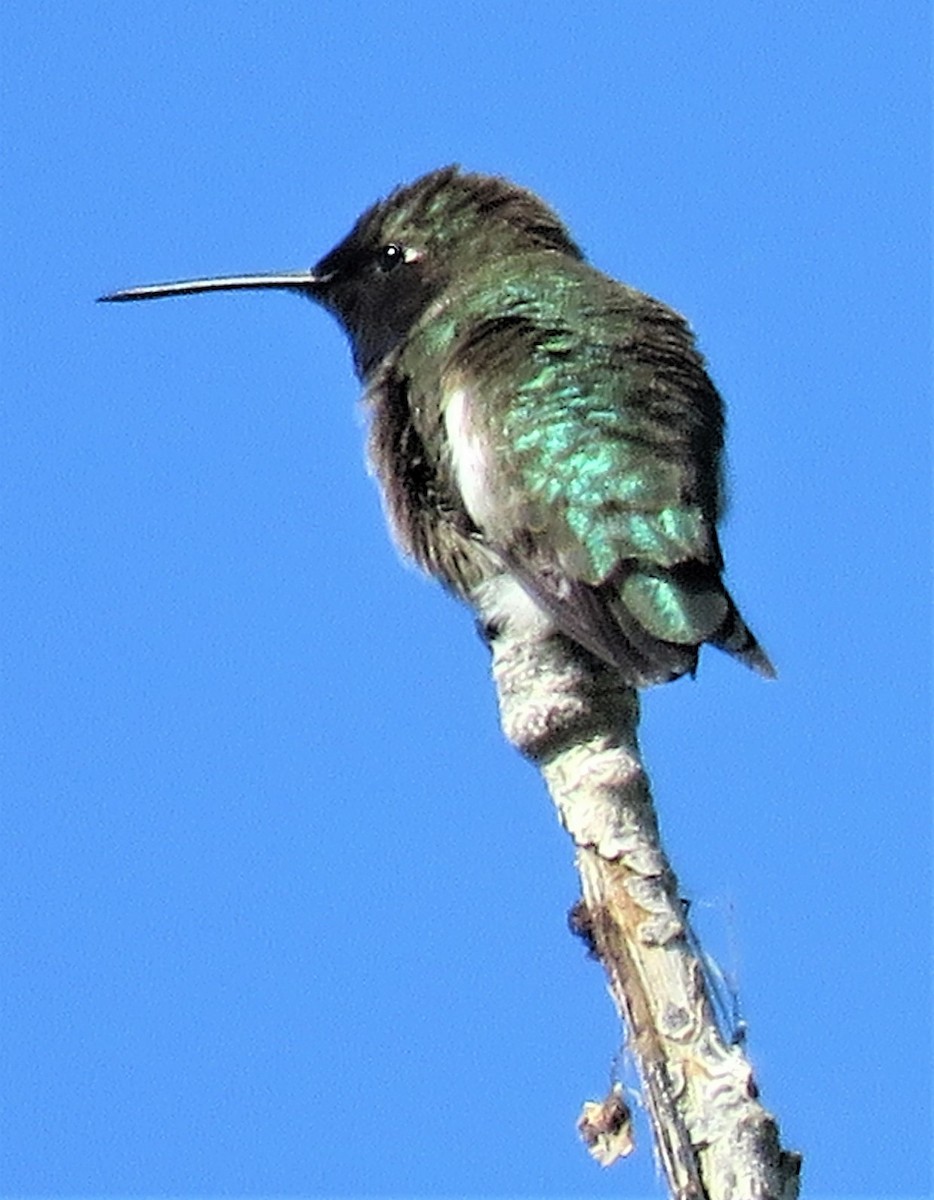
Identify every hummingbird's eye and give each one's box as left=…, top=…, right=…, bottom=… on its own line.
left=377, top=243, right=405, bottom=274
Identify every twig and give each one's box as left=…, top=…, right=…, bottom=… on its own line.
left=490, top=625, right=802, bottom=1200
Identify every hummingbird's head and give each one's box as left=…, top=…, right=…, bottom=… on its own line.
left=311, top=166, right=583, bottom=378
left=100, top=166, right=582, bottom=381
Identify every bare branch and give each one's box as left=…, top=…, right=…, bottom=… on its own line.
left=490, top=626, right=801, bottom=1200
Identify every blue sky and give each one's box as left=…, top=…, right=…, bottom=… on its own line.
left=2, top=3, right=930, bottom=1197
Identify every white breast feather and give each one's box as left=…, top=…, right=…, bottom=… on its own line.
left=444, top=385, right=555, bottom=640
left=443, top=386, right=498, bottom=531
left=472, top=574, right=557, bottom=642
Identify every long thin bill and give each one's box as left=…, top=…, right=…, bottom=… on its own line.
left=98, top=272, right=327, bottom=303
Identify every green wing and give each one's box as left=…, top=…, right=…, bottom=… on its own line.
left=441, top=265, right=772, bottom=684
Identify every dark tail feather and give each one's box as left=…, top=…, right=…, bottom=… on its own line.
left=713, top=597, right=776, bottom=679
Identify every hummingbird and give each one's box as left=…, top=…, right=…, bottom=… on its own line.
left=100, top=166, right=773, bottom=687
